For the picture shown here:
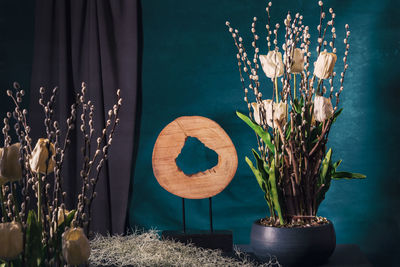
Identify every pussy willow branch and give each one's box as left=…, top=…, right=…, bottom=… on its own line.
left=226, top=22, right=267, bottom=154
left=85, top=91, right=122, bottom=236
left=76, top=83, right=90, bottom=227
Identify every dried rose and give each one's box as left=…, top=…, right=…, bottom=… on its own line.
left=314, top=51, right=337, bottom=79
left=62, top=227, right=91, bottom=265
left=0, top=221, right=23, bottom=260
left=29, top=138, right=56, bottom=174
left=314, top=95, right=334, bottom=122
left=0, top=143, right=22, bottom=185
left=259, top=50, right=284, bottom=78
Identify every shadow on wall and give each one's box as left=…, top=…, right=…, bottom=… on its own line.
left=360, top=0, right=400, bottom=265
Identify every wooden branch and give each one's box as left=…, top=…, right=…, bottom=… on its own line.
left=309, top=119, right=332, bottom=157
left=276, top=121, right=300, bottom=186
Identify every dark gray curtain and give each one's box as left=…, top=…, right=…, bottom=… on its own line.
left=30, top=0, right=140, bottom=234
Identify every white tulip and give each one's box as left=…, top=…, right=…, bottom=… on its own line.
left=62, top=227, right=91, bottom=265
left=273, top=101, right=288, bottom=126
left=57, top=208, right=75, bottom=226
left=314, top=51, right=337, bottom=79
left=264, top=99, right=274, bottom=127
left=251, top=102, right=262, bottom=125
left=251, top=100, right=273, bottom=125
left=252, top=100, right=287, bottom=128
left=284, top=48, right=304, bottom=73
left=0, top=222, right=23, bottom=260
left=29, top=138, right=56, bottom=174
left=259, top=51, right=284, bottom=78
left=0, top=143, right=22, bottom=185
left=313, top=95, right=334, bottom=122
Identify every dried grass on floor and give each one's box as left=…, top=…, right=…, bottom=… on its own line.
left=89, top=230, right=280, bottom=267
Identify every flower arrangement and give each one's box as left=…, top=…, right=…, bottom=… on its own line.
left=0, top=82, right=122, bottom=266
left=226, top=1, right=365, bottom=226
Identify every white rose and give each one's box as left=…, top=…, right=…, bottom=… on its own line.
left=0, top=221, right=23, bottom=260
left=259, top=50, right=284, bottom=78
left=314, top=51, right=337, bottom=79
left=62, top=227, right=91, bottom=265
left=313, top=95, right=334, bottom=122
left=284, top=48, right=304, bottom=73
left=29, top=138, right=56, bottom=174
left=0, top=143, right=22, bottom=185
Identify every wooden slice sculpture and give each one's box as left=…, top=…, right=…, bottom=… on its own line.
left=152, top=116, right=238, bottom=199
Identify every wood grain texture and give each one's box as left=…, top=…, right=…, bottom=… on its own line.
left=152, top=116, right=238, bottom=199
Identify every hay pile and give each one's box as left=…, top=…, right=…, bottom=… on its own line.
left=89, top=230, right=280, bottom=267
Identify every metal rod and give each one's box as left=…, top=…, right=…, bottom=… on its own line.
left=209, top=197, right=213, bottom=233
left=182, top=198, right=186, bottom=233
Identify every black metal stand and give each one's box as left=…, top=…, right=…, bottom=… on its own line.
left=209, top=197, right=213, bottom=233
left=182, top=197, right=186, bottom=233
left=162, top=197, right=233, bottom=253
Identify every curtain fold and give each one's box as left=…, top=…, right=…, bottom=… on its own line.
left=30, top=0, right=139, bottom=234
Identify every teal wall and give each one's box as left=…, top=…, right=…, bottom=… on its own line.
left=130, top=0, right=400, bottom=265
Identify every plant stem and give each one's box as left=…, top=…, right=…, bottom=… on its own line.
left=0, top=185, right=8, bottom=222
left=317, top=78, right=322, bottom=95
left=293, top=74, right=297, bottom=99
left=10, top=184, right=21, bottom=223
left=274, top=77, right=279, bottom=103
left=37, top=174, right=42, bottom=223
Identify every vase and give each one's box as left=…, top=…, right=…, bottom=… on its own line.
left=250, top=219, right=336, bottom=266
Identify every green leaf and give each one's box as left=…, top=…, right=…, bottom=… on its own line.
left=308, top=122, right=323, bottom=149
left=25, top=210, right=44, bottom=267
left=332, top=172, right=366, bottom=179
left=332, top=108, right=343, bottom=123
left=293, top=98, right=301, bottom=114
left=251, top=149, right=269, bottom=179
left=65, top=209, right=76, bottom=227
left=268, top=159, right=284, bottom=225
left=245, top=156, right=268, bottom=194
left=292, top=96, right=305, bottom=114
left=9, top=256, right=23, bottom=267
left=316, top=149, right=333, bottom=211
left=285, top=124, right=291, bottom=140
left=319, top=148, right=332, bottom=187
left=236, top=111, right=274, bottom=153
left=332, top=159, right=342, bottom=170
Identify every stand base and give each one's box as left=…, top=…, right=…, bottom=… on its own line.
left=161, top=230, right=233, bottom=253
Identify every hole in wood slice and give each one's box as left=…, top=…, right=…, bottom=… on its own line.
left=175, top=136, right=219, bottom=176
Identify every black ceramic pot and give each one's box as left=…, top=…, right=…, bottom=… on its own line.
left=250, top=219, right=336, bottom=266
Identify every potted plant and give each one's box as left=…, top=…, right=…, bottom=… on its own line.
left=226, top=1, right=365, bottom=266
